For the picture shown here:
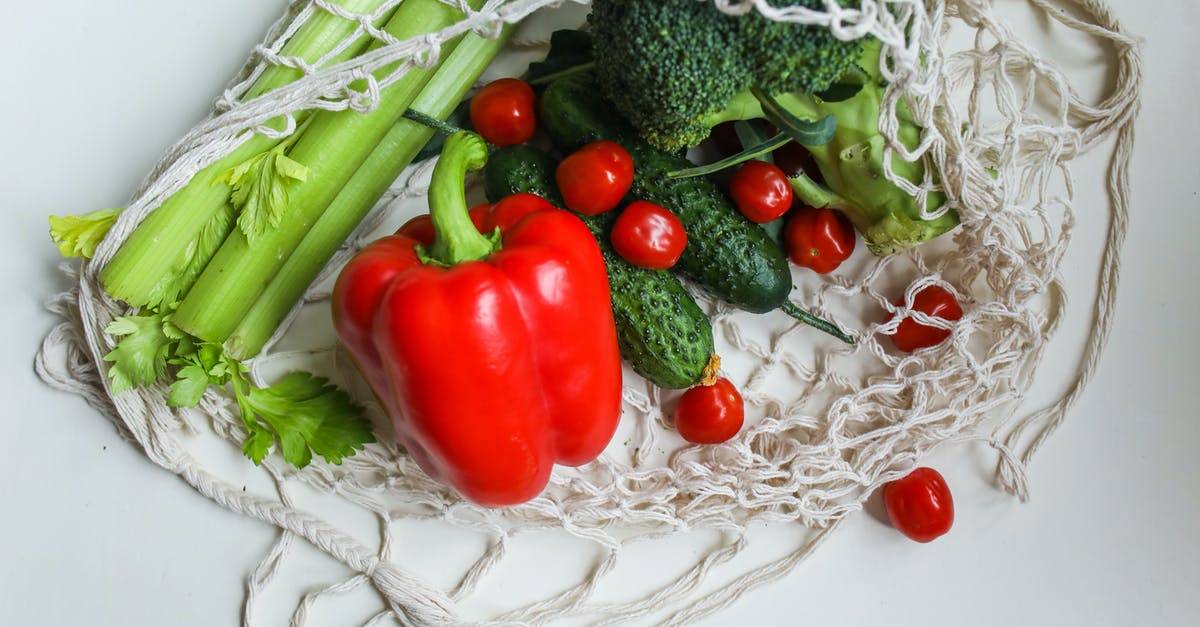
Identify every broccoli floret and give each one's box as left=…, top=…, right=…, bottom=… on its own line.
left=588, top=0, right=861, bottom=152
left=738, top=1, right=862, bottom=96
left=588, top=0, right=750, bottom=152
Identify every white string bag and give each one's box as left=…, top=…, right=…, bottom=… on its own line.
left=35, top=0, right=1142, bottom=624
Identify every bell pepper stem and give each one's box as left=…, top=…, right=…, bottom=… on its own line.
left=424, top=131, right=498, bottom=266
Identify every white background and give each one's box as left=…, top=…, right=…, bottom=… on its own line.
left=2, top=1, right=1198, bottom=625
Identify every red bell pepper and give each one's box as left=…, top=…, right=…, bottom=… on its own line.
left=331, top=132, right=623, bottom=507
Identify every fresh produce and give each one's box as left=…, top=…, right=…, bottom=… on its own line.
left=587, top=0, right=861, bottom=153
left=674, top=377, right=745, bottom=444
left=99, top=0, right=462, bottom=310
left=50, top=0, right=512, bottom=469
left=555, top=140, right=635, bottom=215
left=483, top=144, right=718, bottom=390
left=783, top=205, right=856, bottom=274
left=332, top=132, right=623, bottom=507
left=779, top=37, right=960, bottom=255
left=224, top=25, right=513, bottom=359
left=729, top=160, right=794, bottom=224
left=468, top=77, right=537, bottom=146
left=539, top=73, right=853, bottom=343
left=610, top=201, right=687, bottom=270
left=882, top=467, right=955, bottom=543
left=887, top=284, right=963, bottom=352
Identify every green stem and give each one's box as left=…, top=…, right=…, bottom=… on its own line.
left=526, top=61, right=596, bottom=86
left=667, top=132, right=791, bottom=179
left=224, top=27, right=513, bottom=360
left=780, top=301, right=855, bottom=344
left=401, top=108, right=466, bottom=137
left=424, top=132, right=496, bottom=267
left=173, top=0, right=484, bottom=343
left=99, top=0, right=396, bottom=307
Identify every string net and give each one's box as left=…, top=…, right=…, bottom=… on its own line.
left=35, top=0, right=1142, bottom=624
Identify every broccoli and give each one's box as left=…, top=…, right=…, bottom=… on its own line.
left=588, top=0, right=861, bottom=153
left=775, top=38, right=960, bottom=254
left=587, top=1, right=958, bottom=254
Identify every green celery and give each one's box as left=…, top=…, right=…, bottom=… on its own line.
left=225, top=27, right=514, bottom=360
left=99, top=0, right=396, bottom=307
left=172, top=0, right=484, bottom=343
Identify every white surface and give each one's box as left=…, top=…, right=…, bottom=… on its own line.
left=2, top=1, right=1198, bottom=625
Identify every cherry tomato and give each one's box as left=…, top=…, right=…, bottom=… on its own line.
left=783, top=205, right=856, bottom=274
left=882, top=467, right=954, bottom=543
left=886, top=284, right=964, bottom=352
left=397, top=203, right=492, bottom=245
left=610, top=201, right=688, bottom=270
left=674, top=377, right=744, bottom=444
left=729, top=160, right=793, bottom=224
left=468, top=78, right=537, bottom=147
left=556, top=141, right=635, bottom=215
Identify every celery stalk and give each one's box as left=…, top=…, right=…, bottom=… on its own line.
left=172, top=0, right=484, bottom=343
left=99, top=0, right=395, bottom=307
left=224, top=27, right=514, bottom=360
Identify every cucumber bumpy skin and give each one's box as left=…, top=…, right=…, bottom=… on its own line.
left=483, top=144, right=717, bottom=389
left=539, top=73, right=792, bottom=314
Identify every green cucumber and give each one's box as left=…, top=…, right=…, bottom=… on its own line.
left=484, top=144, right=717, bottom=389
left=539, top=73, right=853, bottom=342
left=540, top=72, right=789, bottom=313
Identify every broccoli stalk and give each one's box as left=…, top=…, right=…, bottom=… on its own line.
left=710, top=39, right=959, bottom=255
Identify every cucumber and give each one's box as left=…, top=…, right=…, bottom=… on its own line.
left=539, top=73, right=791, bottom=313
left=484, top=145, right=718, bottom=389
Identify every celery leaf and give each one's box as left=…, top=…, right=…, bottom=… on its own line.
left=49, top=207, right=122, bottom=259
left=102, top=314, right=175, bottom=394
left=143, top=204, right=236, bottom=310
left=236, top=372, right=373, bottom=468
left=167, top=364, right=211, bottom=407
left=225, top=149, right=309, bottom=244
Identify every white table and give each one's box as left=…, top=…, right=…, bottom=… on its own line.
left=2, top=1, right=1197, bottom=625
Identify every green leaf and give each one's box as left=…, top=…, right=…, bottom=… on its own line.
left=733, top=120, right=773, bottom=164
left=526, top=29, right=594, bottom=85
left=102, top=314, right=175, bottom=393
left=242, top=427, right=274, bottom=466
left=143, top=203, right=237, bottom=310
left=167, top=364, right=211, bottom=407
left=752, top=87, right=837, bottom=147
left=236, top=371, right=373, bottom=468
left=224, top=148, right=309, bottom=244
left=48, top=207, right=122, bottom=259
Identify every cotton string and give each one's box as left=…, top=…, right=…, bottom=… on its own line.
left=34, top=1, right=1142, bottom=624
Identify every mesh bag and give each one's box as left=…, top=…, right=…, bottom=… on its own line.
left=36, top=0, right=1142, bottom=624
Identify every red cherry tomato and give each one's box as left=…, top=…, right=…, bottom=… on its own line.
left=397, top=203, right=492, bottom=245
left=783, top=205, right=856, bottom=274
left=468, top=78, right=537, bottom=147
left=887, top=284, right=963, bottom=352
left=729, top=160, right=793, bottom=224
left=556, top=141, right=635, bottom=215
left=610, top=201, right=688, bottom=270
left=882, top=467, right=954, bottom=543
left=674, top=377, right=744, bottom=444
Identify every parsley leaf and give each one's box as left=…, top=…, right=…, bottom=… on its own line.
left=224, top=148, right=309, bottom=244
left=102, top=314, right=176, bottom=394
left=48, top=207, right=122, bottom=259
left=235, top=372, right=373, bottom=468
